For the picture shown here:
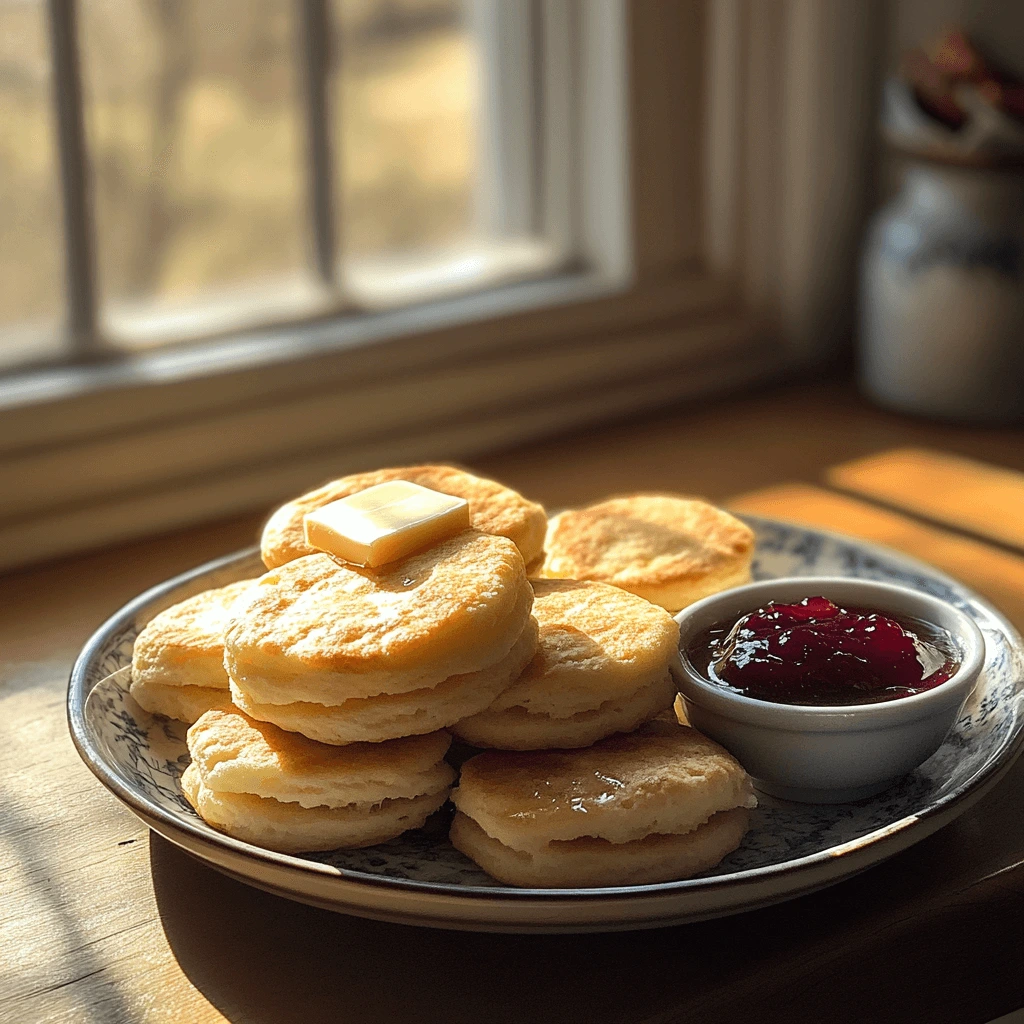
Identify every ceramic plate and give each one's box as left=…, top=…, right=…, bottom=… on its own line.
left=68, top=517, right=1024, bottom=933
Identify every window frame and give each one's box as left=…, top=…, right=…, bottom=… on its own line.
left=0, top=0, right=880, bottom=570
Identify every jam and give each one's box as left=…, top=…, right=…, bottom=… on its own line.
left=686, top=596, right=959, bottom=706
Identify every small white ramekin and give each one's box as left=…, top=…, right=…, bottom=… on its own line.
left=674, top=577, right=985, bottom=803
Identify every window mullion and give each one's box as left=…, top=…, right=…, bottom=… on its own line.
left=47, top=0, right=99, bottom=357
left=297, top=0, right=338, bottom=291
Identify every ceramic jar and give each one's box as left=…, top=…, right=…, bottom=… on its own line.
left=859, top=160, right=1024, bottom=422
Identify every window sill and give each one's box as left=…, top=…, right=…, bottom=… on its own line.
left=0, top=263, right=783, bottom=570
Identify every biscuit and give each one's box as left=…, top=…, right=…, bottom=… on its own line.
left=181, top=708, right=455, bottom=853
left=182, top=765, right=449, bottom=853
left=452, top=719, right=755, bottom=854
left=261, top=465, right=547, bottom=569
left=450, top=807, right=750, bottom=888
left=453, top=580, right=680, bottom=749
left=230, top=619, right=538, bottom=744
left=130, top=580, right=255, bottom=722
left=540, top=494, right=754, bottom=612
left=186, top=708, right=455, bottom=807
left=225, top=533, right=533, bottom=703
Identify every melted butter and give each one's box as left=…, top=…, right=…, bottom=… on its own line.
left=512, top=770, right=628, bottom=816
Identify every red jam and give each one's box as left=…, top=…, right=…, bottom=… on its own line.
left=686, top=596, right=959, bottom=706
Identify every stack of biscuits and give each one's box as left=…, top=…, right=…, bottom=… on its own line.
left=181, top=711, right=455, bottom=853
left=223, top=532, right=537, bottom=745
left=130, top=464, right=758, bottom=885
left=450, top=719, right=756, bottom=887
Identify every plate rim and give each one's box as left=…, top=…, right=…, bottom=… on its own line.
left=67, top=516, right=1024, bottom=909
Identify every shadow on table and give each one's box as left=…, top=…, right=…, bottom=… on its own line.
left=150, top=814, right=1024, bottom=1024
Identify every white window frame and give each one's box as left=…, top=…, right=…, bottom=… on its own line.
left=0, top=0, right=879, bottom=570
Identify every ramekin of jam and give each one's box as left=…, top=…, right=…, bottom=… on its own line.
left=673, top=577, right=985, bottom=803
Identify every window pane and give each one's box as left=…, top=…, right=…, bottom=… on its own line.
left=0, top=0, right=64, bottom=365
left=333, top=0, right=479, bottom=261
left=79, top=0, right=316, bottom=345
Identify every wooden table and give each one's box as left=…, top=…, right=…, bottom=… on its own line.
left=3, top=379, right=1023, bottom=1024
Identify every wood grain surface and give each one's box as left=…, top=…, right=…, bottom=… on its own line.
left=827, top=448, right=1024, bottom=553
left=729, top=483, right=1024, bottom=626
left=2, top=379, right=1022, bottom=1024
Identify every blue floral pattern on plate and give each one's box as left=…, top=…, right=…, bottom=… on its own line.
left=76, top=518, right=1024, bottom=890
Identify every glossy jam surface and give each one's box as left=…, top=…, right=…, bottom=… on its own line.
left=686, top=596, right=959, bottom=706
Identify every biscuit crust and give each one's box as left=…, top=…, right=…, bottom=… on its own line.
left=261, top=465, right=547, bottom=569
left=225, top=533, right=533, bottom=700
left=450, top=807, right=749, bottom=888
left=181, top=763, right=448, bottom=853
left=131, top=580, right=255, bottom=691
left=187, top=709, right=454, bottom=807
left=230, top=618, right=538, bottom=744
left=540, top=495, right=754, bottom=612
left=452, top=719, right=755, bottom=853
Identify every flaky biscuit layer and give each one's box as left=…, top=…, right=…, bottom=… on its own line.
left=452, top=671, right=677, bottom=750
left=452, top=719, right=755, bottom=853
left=187, top=708, right=454, bottom=807
left=261, top=464, right=547, bottom=569
left=540, top=495, right=754, bottom=612
left=131, top=580, right=255, bottom=690
left=181, top=763, right=448, bottom=853
left=230, top=618, right=538, bottom=744
left=225, top=533, right=533, bottom=699
left=450, top=807, right=749, bottom=888
left=129, top=680, right=232, bottom=723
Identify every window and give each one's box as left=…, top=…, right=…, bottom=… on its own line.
left=0, top=0, right=65, bottom=365
left=0, top=1, right=879, bottom=570
left=1, top=0, right=573, bottom=361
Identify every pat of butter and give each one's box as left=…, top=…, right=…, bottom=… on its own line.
left=303, top=480, right=471, bottom=567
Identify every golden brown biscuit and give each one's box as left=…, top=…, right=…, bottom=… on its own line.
left=230, top=619, right=538, bottom=745
left=186, top=708, right=455, bottom=807
left=225, top=533, right=533, bottom=703
left=182, top=764, right=448, bottom=853
left=452, top=719, right=755, bottom=853
left=261, top=465, right=547, bottom=569
left=181, top=707, right=455, bottom=853
left=450, top=807, right=750, bottom=888
left=129, top=580, right=255, bottom=722
left=540, top=494, right=754, bottom=612
left=453, top=580, right=680, bottom=749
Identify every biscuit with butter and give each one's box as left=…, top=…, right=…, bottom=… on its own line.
left=226, top=532, right=537, bottom=743
left=450, top=719, right=755, bottom=887
left=182, top=708, right=455, bottom=853
left=262, top=465, right=547, bottom=569
left=454, top=580, right=679, bottom=749
left=540, top=494, right=754, bottom=612
left=130, top=580, right=255, bottom=722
